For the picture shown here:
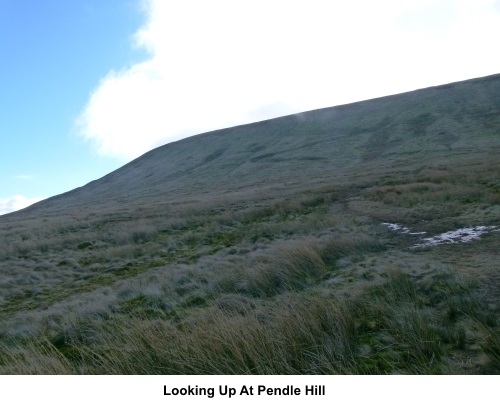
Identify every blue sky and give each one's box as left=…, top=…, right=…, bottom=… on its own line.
left=1, top=0, right=146, bottom=214
left=1, top=0, right=500, bottom=215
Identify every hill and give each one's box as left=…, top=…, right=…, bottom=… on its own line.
left=7, top=73, right=500, bottom=219
left=0, top=74, right=499, bottom=374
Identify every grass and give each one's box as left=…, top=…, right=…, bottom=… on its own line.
left=0, top=74, right=499, bottom=374
left=1, top=167, right=499, bottom=374
left=0, top=268, right=496, bottom=374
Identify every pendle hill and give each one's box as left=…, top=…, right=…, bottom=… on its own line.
left=1, top=74, right=499, bottom=374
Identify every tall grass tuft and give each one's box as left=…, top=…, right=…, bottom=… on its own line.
left=2, top=267, right=496, bottom=374
left=480, top=327, right=500, bottom=373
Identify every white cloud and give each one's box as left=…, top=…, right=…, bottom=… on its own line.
left=0, top=195, right=45, bottom=216
left=77, top=0, right=500, bottom=160
left=13, top=175, right=35, bottom=181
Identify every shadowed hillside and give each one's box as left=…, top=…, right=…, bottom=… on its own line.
left=0, top=74, right=499, bottom=374
left=6, top=73, right=500, bottom=219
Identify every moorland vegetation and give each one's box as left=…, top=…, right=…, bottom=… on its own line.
left=0, top=74, right=499, bottom=374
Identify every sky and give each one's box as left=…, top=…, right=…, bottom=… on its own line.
left=1, top=0, right=500, bottom=215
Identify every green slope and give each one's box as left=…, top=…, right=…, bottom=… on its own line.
left=0, top=74, right=499, bottom=374
left=5, top=73, right=500, bottom=219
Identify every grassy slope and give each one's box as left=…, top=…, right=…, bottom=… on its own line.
left=0, top=74, right=499, bottom=374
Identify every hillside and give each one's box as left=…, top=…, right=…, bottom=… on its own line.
left=7, top=73, right=500, bottom=219
left=0, top=74, right=499, bottom=374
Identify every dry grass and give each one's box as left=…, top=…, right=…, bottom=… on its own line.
left=1, top=162, right=499, bottom=374
left=1, top=267, right=497, bottom=374
left=1, top=76, right=499, bottom=374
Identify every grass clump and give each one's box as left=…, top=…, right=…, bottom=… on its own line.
left=1, top=268, right=497, bottom=374
left=481, top=328, right=500, bottom=373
